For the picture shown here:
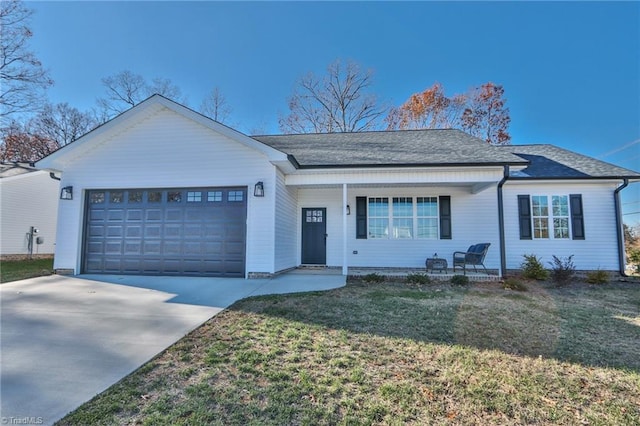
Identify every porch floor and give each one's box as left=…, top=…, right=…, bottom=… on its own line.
left=293, top=266, right=500, bottom=281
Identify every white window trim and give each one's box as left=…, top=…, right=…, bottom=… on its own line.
left=367, top=196, right=440, bottom=240
left=530, top=194, right=570, bottom=240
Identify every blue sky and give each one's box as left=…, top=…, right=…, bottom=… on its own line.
left=29, top=1, right=640, bottom=224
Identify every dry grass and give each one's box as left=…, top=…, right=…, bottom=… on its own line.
left=57, top=280, right=640, bottom=425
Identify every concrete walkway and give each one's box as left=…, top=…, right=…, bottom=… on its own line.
left=1, top=272, right=345, bottom=425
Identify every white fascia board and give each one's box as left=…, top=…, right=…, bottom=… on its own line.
left=284, top=165, right=505, bottom=186
left=503, top=178, right=624, bottom=186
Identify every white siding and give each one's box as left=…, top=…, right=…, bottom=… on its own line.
left=503, top=181, right=619, bottom=270
left=274, top=168, right=298, bottom=272
left=0, top=171, right=59, bottom=255
left=53, top=107, right=277, bottom=275
left=297, top=185, right=501, bottom=270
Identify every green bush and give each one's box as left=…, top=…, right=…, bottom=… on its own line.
left=521, top=254, right=549, bottom=280
left=549, top=255, right=576, bottom=285
left=628, top=248, right=640, bottom=275
left=503, top=277, right=528, bottom=291
left=585, top=269, right=609, bottom=285
left=406, top=273, right=431, bottom=285
left=362, top=273, right=385, bottom=284
left=450, top=275, right=469, bottom=286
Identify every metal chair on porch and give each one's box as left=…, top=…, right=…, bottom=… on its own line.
left=453, top=243, right=491, bottom=274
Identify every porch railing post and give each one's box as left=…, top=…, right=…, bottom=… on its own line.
left=343, top=183, right=348, bottom=276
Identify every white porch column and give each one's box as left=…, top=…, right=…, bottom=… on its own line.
left=342, top=183, right=348, bottom=276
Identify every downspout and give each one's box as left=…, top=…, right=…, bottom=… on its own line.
left=49, top=172, right=61, bottom=181
left=614, top=178, right=629, bottom=276
left=497, top=165, right=510, bottom=278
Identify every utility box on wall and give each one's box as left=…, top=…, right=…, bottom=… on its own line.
left=0, top=163, right=59, bottom=257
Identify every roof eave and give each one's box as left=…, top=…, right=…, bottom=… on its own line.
left=294, top=161, right=528, bottom=170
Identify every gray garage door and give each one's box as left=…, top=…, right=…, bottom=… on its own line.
left=83, top=187, right=246, bottom=277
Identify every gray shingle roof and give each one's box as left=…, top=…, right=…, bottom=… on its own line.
left=253, top=130, right=639, bottom=179
left=501, top=144, right=640, bottom=179
left=253, top=129, right=528, bottom=168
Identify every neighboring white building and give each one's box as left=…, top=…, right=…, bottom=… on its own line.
left=0, top=163, right=59, bottom=257
left=35, top=95, right=640, bottom=277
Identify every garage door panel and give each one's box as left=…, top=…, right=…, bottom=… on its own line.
left=144, top=225, right=162, bottom=238
left=87, top=242, right=103, bottom=254
left=104, top=258, right=122, bottom=272
left=107, top=210, right=125, bottom=221
left=122, top=258, right=141, bottom=272
left=126, top=210, right=143, bottom=221
left=105, top=241, right=122, bottom=255
left=124, top=241, right=142, bottom=255
left=85, top=258, right=103, bottom=272
left=84, top=188, right=246, bottom=277
left=164, top=224, right=182, bottom=238
left=106, top=226, right=123, bottom=237
left=146, top=210, right=162, bottom=221
left=164, top=241, right=182, bottom=255
left=166, top=209, right=182, bottom=221
left=126, top=226, right=142, bottom=238
left=89, top=225, right=105, bottom=237
left=90, top=209, right=106, bottom=221
left=226, top=242, right=245, bottom=256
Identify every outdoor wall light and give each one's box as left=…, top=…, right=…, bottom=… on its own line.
left=60, top=186, right=73, bottom=200
left=346, top=205, right=351, bottom=215
left=254, top=181, right=264, bottom=197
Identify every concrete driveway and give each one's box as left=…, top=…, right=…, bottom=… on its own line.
left=1, top=272, right=345, bottom=425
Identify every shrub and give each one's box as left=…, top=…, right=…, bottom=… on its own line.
left=628, top=248, right=640, bottom=275
left=503, top=277, right=528, bottom=291
left=585, top=269, right=609, bottom=285
left=362, top=273, right=385, bottom=284
left=521, top=254, right=549, bottom=280
left=450, top=275, right=469, bottom=286
left=549, top=255, right=576, bottom=285
left=406, top=273, right=431, bottom=285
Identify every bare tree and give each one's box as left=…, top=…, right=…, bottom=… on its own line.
left=148, top=77, right=184, bottom=103
left=96, top=70, right=184, bottom=121
left=279, top=60, right=386, bottom=133
left=96, top=70, right=147, bottom=118
left=199, top=87, right=231, bottom=123
left=0, top=0, right=53, bottom=121
left=30, top=102, right=96, bottom=147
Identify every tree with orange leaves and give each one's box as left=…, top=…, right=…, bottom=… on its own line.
left=386, top=83, right=465, bottom=130
left=460, top=82, right=510, bottom=145
left=387, top=81, right=511, bottom=145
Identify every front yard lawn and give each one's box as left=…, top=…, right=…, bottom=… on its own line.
left=58, top=280, right=640, bottom=425
left=0, top=257, right=53, bottom=283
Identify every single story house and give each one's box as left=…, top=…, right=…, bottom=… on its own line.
left=0, top=162, right=59, bottom=257
left=35, top=95, right=640, bottom=278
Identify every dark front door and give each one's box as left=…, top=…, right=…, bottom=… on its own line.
left=301, top=208, right=326, bottom=264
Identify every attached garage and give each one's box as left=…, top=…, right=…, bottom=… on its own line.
left=83, top=187, right=247, bottom=277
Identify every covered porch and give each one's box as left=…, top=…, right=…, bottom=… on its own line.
left=283, top=166, right=507, bottom=278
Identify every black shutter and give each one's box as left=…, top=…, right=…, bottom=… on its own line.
left=439, top=196, right=452, bottom=239
left=356, top=196, right=367, bottom=239
left=518, top=195, right=532, bottom=240
left=570, top=194, right=585, bottom=240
